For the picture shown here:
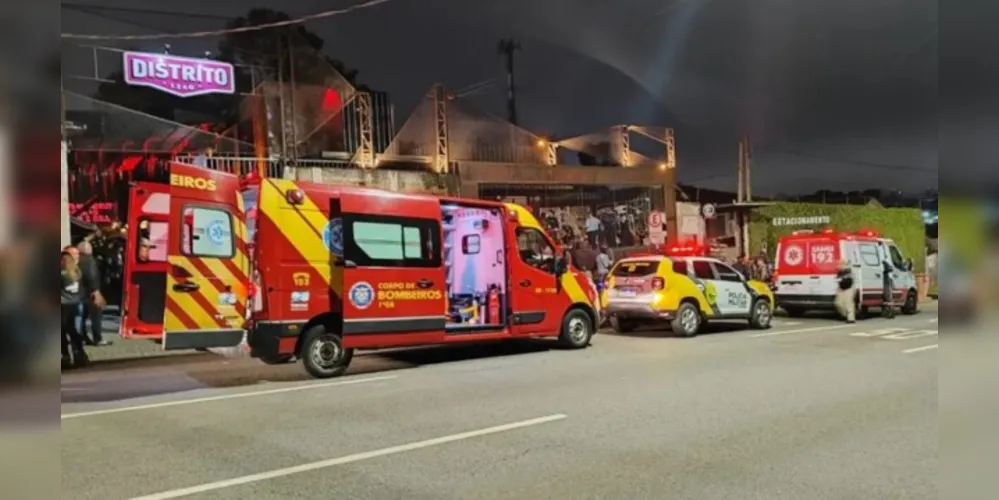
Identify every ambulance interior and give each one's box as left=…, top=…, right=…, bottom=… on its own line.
left=441, top=204, right=507, bottom=329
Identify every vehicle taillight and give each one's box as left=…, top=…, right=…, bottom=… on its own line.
left=652, top=277, right=666, bottom=290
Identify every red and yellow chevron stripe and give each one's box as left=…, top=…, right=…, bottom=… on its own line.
left=163, top=195, right=251, bottom=332
left=256, top=179, right=343, bottom=297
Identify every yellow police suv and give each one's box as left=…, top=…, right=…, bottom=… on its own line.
left=601, top=253, right=775, bottom=337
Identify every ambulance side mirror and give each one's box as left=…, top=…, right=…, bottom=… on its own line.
left=904, top=258, right=913, bottom=272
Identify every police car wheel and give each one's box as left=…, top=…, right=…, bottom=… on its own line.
left=901, top=290, right=918, bottom=315
left=670, top=302, right=701, bottom=337
left=300, top=326, right=354, bottom=379
left=749, top=298, right=773, bottom=329
left=558, top=309, right=594, bottom=349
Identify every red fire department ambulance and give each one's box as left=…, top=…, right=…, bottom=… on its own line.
left=121, top=163, right=600, bottom=378
left=772, top=229, right=919, bottom=317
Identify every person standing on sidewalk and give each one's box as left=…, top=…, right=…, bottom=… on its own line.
left=834, top=260, right=856, bottom=323
left=77, top=240, right=110, bottom=346
left=61, top=249, right=89, bottom=369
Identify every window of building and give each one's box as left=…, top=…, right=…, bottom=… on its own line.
left=181, top=207, right=235, bottom=258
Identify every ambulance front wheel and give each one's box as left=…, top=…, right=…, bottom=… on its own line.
left=300, top=326, right=354, bottom=379
left=901, top=290, right=919, bottom=315
left=558, top=309, right=594, bottom=349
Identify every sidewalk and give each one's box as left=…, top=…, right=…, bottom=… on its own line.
left=82, top=312, right=189, bottom=363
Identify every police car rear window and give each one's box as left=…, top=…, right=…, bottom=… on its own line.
left=611, top=260, right=659, bottom=277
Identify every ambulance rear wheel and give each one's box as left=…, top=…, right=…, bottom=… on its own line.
left=558, top=309, right=594, bottom=349
left=300, top=326, right=353, bottom=379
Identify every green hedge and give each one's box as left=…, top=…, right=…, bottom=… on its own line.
left=749, top=203, right=926, bottom=272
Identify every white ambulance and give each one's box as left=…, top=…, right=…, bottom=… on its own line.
left=773, top=229, right=919, bottom=317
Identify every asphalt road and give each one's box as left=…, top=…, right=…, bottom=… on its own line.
left=62, top=307, right=937, bottom=500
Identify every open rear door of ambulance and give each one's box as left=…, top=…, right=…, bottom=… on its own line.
left=121, top=182, right=172, bottom=341
left=121, top=162, right=250, bottom=350
left=336, top=191, right=447, bottom=348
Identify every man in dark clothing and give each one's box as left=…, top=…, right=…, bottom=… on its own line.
left=881, top=258, right=896, bottom=319
left=77, top=240, right=111, bottom=346
left=732, top=255, right=751, bottom=277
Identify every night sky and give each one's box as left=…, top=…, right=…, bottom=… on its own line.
left=61, top=0, right=940, bottom=196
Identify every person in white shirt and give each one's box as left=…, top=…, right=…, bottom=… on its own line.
left=595, top=245, right=613, bottom=282
left=585, top=210, right=602, bottom=247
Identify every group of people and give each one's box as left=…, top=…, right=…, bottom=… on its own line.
left=567, top=240, right=614, bottom=284
left=730, top=254, right=771, bottom=283
left=60, top=239, right=112, bottom=370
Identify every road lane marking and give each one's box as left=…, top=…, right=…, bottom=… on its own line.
left=750, top=324, right=859, bottom=338
left=61, top=375, right=397, bottom=420
left=773, top=321, right=803, bottom=327
left=903, top=344, right=938, bottom=354
left=928, top=318, right=938, bottom=324
left=128, top=414, right=568, bottom=500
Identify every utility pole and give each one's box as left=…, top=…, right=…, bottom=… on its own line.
left=496, top=38, right=521, bottom=125
left=737, top=137, right=752, bottom=256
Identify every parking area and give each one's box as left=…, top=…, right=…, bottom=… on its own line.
left=62, top=305, right=937, bottom=500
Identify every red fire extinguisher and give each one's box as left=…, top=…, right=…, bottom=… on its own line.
left=487, top=286, right=501, bottom=325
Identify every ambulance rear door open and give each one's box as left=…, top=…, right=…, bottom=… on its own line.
left=121, top=163, right=250, bottom=350
left=334, top=191, right=447, bottom=347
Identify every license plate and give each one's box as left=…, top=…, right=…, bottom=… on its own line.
left=616, top=289, right=637, bottom=298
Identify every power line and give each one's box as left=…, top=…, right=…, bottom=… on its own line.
left=62, top=3, right=230, bottom=21
left=61, top=0, right=393, bottom=40
left=766, top=148, right=935, bottom=173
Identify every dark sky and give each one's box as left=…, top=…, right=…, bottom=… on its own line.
left=61, top=0, right=939, bottom=195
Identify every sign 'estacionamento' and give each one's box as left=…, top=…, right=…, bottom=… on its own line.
left=771, top=216, right=831, bottom=227
left=123, top=51, right=235, bottom=98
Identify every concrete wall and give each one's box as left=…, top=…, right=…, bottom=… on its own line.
left=283, top=166, right=460, bottom=195
left=676, top=202, right=706, bottom=241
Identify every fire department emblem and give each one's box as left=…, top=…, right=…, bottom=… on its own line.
left=323, top=218, right=344, bottom=257
left=784, top=244, right=804, bottom=266
left=349, top=281, right=374, bottom=309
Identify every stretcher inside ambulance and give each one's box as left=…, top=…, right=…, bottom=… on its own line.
left=120, top=164, right=599, bottom=378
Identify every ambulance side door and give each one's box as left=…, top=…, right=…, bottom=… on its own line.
left=508, top=224, right=565, bottom=335
left=338, top=192, right=447, bottom=344
left=856, top=241, right=885, bottom=304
